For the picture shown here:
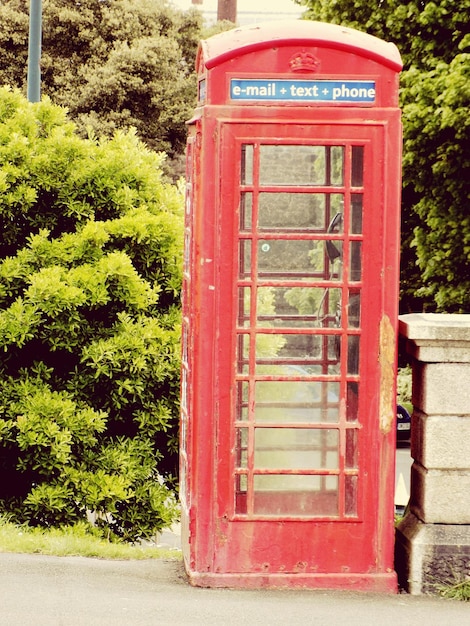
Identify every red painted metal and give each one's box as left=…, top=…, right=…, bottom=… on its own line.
left=181, top=20, right=402, bottom=591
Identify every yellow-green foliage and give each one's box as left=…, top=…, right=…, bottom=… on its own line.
left=0, top=88, right=183, bottom=541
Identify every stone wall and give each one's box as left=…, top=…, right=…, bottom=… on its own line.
left=395, top=313, right=470, bottom=594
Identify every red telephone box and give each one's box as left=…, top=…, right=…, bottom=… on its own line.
left=180, top=20, right=402, bottom=591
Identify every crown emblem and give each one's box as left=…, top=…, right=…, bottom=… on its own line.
left=289, top=51, right=320, bottom=73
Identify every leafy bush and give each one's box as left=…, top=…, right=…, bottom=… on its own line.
left=0, top=88, right=182, bottom=541
left=402, top=55, right=470, bottom=311
left=299, top=0, right=469, bottom=312
left=397, top=366, right=412, bottom=408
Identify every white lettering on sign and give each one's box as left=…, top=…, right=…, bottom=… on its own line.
left=230, top=79, right=376, bottom=104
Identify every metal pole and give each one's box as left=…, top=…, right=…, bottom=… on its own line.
left=27, top=0, right=42, bottom=102
left=217, top=0, right=237, bottom=23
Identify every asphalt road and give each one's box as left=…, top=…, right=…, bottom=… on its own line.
left=395, top=442, right=412, bottom=509
left=4, top=442, right=462, bottom=626
left=1, top=552, right=470, bottom=626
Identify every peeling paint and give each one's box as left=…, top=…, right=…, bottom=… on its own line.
left=379, top=315, right=396, bottom=434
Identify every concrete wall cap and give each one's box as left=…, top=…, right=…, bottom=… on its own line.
left=399, top=313, right=470, bottom=342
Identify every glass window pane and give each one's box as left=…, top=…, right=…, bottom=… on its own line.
left=329, top=193, right=344, bottom=216
left=350, top=241, right=362, bottom=281
left=348, top=291, right=361, bottom=328
left=239, top=239, right=251, bottom=279
left=330, top=146, right=344, bottom=186
left=254, top=428, right=339, bottom=470
left=325, top=210, right=343, bottom=266
left=351, top=146, right=364, bottom=187
left=237, top=334, right=250, bottom=374
left=235, top=474, right=248, bottom=514
left=256, top=286, right=341, bottom=328
left=237, top=382, right=249, bottom=421
left=238, top=286, right=251, bottom=328
left=345, top=475, right=358, bottom=517
left=351, top=194, right=363, bottom=234
left=240, top=192, right=253, bottom=231
left=257, top=192, right=343, bottom=231
left=259, top=145, right=326, bottom=186
left=256, top=333, right=323, bottom=366
left=258, top=364, right=333, bottom=376
left=258, top=193, right=325, bottom=230
left=241, top=144, right=253, bottom=185
left=258, top=239, right=324, bottom=277
left=253, top=475, right=339, bottom=516
left=345, top=429, right=358, bottom=468
left=328, top=334, right=341, bottom=364
left=347, top=335, right=360, bottom=375
left=254, top=381, right=340, bottom=423
left=258, top=145, right=345, bottom=188
left=236, top=428, right=249, bottom=467
left=347, top=382, right=360, bottom=422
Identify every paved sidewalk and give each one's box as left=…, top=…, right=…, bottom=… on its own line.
left=1, top=552, right=469, bottom=626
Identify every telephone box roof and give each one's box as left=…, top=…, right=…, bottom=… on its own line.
left=198, top=20, right=402, bottom=72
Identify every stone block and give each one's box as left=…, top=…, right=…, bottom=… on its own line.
left=395, top=511, right=470, bottom=595
left=399, top=313, right=470, bottom=364
left=410, top=463, right=470, bottom=524
left=406, top=340, right=470, bottom=363
left=411, top=411, right=470, bottom=470
left=412, top=361, right=470, bottom=416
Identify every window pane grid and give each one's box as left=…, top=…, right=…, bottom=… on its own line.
left=235, top=142, right=363, bottom=520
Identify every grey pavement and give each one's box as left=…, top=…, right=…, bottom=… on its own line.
left=1, top=552, right=469, bottom=626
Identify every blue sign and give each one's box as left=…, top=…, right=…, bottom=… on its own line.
left=230, top=79, right=376, bottom=103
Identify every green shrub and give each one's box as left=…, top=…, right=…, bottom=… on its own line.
left=0, top=88, right=182, bottom=541
left=397, top=365, right=412, bottom=409
left=435, top=574, right=470, bottom=602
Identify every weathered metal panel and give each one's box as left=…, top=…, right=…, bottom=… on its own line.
left=181, top=19, right=401, bottom=591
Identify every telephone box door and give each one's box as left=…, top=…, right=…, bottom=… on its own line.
left=210, top=119, right=399, bottom=588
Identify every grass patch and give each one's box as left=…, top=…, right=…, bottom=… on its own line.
left=0, top=517, right=181, bottom=560
left=436, top=577, right=470, bottom=602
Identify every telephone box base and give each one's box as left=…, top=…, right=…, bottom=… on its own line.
left=185, top=567, right=398, bottom=593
